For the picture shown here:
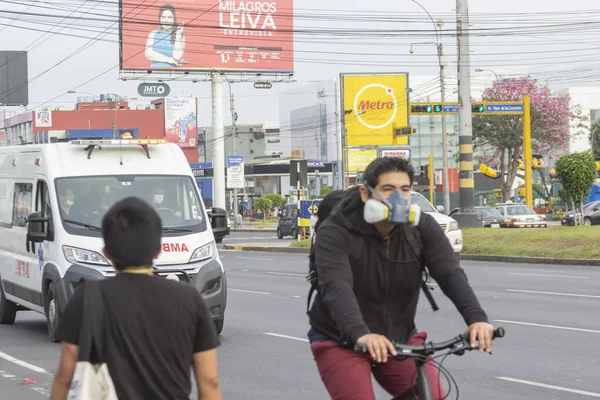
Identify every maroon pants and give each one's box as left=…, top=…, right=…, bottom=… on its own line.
left=311, top=331, right=446, bottom=400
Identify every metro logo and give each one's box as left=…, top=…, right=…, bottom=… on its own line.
left=162, top=243, right=190, bottom=252
left=357, top=100, right=394, bottom=110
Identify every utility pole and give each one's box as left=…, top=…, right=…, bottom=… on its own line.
left=428, top=95, right=435, bottom=204
left=212, top=72, right=226, bottom=209
left=456, top=0, right=479, bottom=227
left=334, top=78, right=344, bottom=191
left=438, top=39, right=450, bottom=214
left=456, top=0, right=473, bottom=211
left=230, top=92, right=239, bottom=228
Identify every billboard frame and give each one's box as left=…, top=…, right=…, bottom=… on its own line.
left=117, top=0, right=295, bottom=78
left=339, top=72, right=410, bottom=187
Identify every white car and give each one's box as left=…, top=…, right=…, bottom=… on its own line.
left=411, top=191, right=464, bottom=255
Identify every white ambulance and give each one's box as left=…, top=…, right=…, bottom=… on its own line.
left=0, top=139, right=227, bottom=341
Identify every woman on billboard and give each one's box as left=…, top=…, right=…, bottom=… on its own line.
left=144, top=4, right=186, bottom=68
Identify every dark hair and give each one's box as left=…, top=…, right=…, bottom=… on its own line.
left=314, top=190, right=346, bottom=231
left=362, top=157, right=415, bottom=188
left=101, top=197, right=162, bottom=270
left=158, top=4, right=178, bottom=44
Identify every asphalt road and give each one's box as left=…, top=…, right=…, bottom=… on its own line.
left=1, top=250, right=599, bottom=399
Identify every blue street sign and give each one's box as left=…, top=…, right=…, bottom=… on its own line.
left=442, top=104, right=459, bottom=113
left=485, top=104, right=524, bottom=113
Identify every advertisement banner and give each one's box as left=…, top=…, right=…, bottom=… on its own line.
left=164, top=97, right=198, bottom=148
left=379, top=147, right=411, bottom=160
left=341, top=74, right=408, bottom=146
left=347, top=148, right=377, bottom=172
left=120, top=0, right=294, bottom=73
left=227, top=155, right=245, bottom=189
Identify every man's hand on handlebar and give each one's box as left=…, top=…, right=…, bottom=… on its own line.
left=465, top=322, right=495, bottom=353
left=356, top=333, right=397, bottom=363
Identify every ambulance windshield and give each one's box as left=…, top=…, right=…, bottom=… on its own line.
left=55, top=175, right=207, bottom=236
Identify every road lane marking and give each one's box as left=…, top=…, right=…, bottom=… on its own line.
left=493, top=319, right=600, bottom=334
left=264, top=333, right=309, bottom=342
left=266, top=272, right=305, bottom=277
left=0, top=351, right=50, bottom=375
left=505, top=289, right=600, bottom=299
left=229, top=288, right=272, bottom=295
left=508, top=272, right=589, bottom=279
left=496, top=377, right=600, bottom=397
left=236, top=256, right=274, bottom=261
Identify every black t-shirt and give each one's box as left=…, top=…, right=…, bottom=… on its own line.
left=55, top=273, right=219, bottom=400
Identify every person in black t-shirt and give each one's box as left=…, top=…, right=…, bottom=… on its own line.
left=50, top=196, right=222, bottom=400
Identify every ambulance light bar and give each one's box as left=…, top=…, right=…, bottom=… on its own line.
left=70, top=139, right=167, bottom=146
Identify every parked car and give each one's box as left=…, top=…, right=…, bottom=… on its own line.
left=410, top=192, right=463, bottom=256
left=449, top=206, right=509, bottom=228
left=561, top=201, right=600, bottom=226
left=495, top=202, right=547, bottom=228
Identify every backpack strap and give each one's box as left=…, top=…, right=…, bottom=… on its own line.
left=306, top=233, right=318, bottom=315
left=401, top=224, right=439, bottom=312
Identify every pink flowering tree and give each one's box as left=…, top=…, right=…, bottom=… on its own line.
left=473, top=76, right=583, bottom=201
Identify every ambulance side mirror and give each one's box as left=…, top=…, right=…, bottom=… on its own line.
left=27, top=212, right=50, bottom=243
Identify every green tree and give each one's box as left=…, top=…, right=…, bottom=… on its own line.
left=263, top=193, right=286, bottom=214
left=320, top=185, right=333, bottom=196
left=590, top=119, right=600, bottom=159
left=555, top=152, right=597, bottom=225
left=253, top=197, right=272, bottom=222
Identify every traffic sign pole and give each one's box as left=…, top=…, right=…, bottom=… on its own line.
left=523, top=95, right=533, bottom=208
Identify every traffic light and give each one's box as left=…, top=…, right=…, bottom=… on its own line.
left=479, top=163, right=500, bottom=179
left=410, top=104, right=433, bottom=114
left=532, top=154, right=545, bottom=169
left=394, top=125, right=416, bottom=136
left=472, top=103, right=485, bottom=113
left=420, top=164, right=430, bottom=177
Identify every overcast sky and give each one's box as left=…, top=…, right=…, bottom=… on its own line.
left=2, top=0, right=600, bottom=126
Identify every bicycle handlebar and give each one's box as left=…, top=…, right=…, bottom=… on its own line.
left=354, top=327, right=505, bottom=357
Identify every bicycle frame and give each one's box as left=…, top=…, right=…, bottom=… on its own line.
left=389, top=357, right=431, bottom=400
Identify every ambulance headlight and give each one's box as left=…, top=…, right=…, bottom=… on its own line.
left=63, top=246, right=110, bottom=266
left=189, top=242, right=217, bottom=263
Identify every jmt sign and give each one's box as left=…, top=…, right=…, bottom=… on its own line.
left=138, top=82, right=171, bottom=97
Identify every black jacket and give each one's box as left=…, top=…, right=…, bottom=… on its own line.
left=308, top=188, right=488, bottom=345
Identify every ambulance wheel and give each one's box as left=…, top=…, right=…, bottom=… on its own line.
left=45, top=282, right=61, bottom=343
left=0, top=284, right=17, bottom=325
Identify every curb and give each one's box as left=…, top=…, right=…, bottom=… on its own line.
left=232, top=228, right=277, bottom=232
left=222, top=244, right=310, bottom=254
left=460, top=254, right=600, bottom=267
left=221, top=245, right=600, bottom=266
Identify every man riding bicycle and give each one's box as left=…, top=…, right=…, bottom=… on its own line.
left=307, top=157, right=494, bottom=400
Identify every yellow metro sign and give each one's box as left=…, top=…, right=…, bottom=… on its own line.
left=341, top=74, right=408, bottom=146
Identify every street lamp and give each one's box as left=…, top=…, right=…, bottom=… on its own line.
left=411, top=0, right=451, bottom=214
left=475, top=69, right=500, bottom=82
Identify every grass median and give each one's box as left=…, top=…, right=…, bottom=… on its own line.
left=462, top=226, right=600, bottom=259
left=289, top=226, right=600, bottom=259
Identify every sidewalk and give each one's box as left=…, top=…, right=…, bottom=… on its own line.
left=231, top=221, right=277, bottom=232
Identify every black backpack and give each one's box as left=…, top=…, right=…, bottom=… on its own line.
left=306, top=224, right=439, bottom=314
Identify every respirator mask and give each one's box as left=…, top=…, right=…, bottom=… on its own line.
left=363, top=185, right=421, bottom=226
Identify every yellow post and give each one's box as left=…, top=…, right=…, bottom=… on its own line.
left=429, top=153, right=434, bottom=204
left=523, top=94, right=533, bottom=208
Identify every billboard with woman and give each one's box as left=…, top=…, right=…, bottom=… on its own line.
left=120, top=0, right=294, bottom=73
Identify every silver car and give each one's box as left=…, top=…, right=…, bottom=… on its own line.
left=495, top=203, right=547, bottom=228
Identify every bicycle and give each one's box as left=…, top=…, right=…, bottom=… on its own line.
left=354, top=327, right=505, bottom=400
